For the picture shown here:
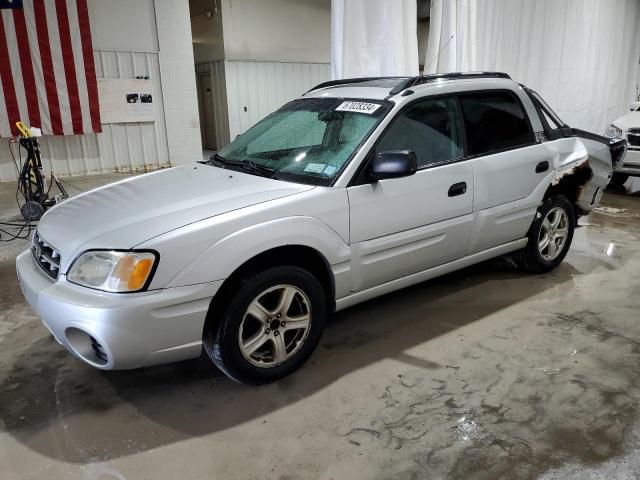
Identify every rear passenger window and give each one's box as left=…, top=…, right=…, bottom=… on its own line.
left=460, top=92, right=533, bottom=156
left=376, top=97, right=463, bottom=168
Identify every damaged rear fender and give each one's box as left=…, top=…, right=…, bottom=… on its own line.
left=545, top=137, right=612, bottom=213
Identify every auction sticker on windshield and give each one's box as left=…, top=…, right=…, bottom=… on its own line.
left=304, top=163, right=326, bottom=173
left=336, top=101, right=381, bottom=114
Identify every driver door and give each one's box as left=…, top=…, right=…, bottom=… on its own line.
left=347, top=96, right=474, bottom=291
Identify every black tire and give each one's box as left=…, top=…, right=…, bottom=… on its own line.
left=203, top=266, right=327, bottom=385
left=513, top=195, right=575, bottom=274
left=610, top=173, right=629, bottom=187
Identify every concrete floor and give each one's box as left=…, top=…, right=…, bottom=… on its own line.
left=1, top=173, right=640, bottom=480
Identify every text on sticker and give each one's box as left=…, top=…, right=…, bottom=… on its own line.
left=336, top=101, right=381, bottom=114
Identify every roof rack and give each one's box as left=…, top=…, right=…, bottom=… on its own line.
left=305, top=76, right=410, bottom=94
left=305, top=71, right=512, bottom=97
left=388, top=71, right=512, bottom=95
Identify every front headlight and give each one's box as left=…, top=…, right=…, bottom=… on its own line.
left=605, top=124, right=624, bottom=139
left=67, top=250, right=157, bottom=292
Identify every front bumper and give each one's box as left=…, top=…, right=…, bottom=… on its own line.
left=619, top=148, right=640, bottom=175
left=16, top=250, right=222, bottom=369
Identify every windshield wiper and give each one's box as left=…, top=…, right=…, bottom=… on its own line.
left=207, top=152, right=228, bottom=166
left=209, top=154, right=277, bottom=179
left=239, top=161, right=278, bottom=178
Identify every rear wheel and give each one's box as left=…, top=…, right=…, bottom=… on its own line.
left=204, top=266, right=327, bottom=385
left=513, top=195, right=575, bottom=274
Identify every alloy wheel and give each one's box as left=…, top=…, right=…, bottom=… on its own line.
left=238, top=284, right=312, bottom=368
left=538, top=206, right=569, bottom=261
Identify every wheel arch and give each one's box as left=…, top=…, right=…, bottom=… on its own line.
left=542, top=160, right=594, bottom=218
left=203, top=244, right=336, bottom=337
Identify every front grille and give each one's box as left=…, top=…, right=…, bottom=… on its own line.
left=628, top=129, right=640, bottom=148
left=31, top=231, right=61, bottom=279
left=90, top=336, right=108, bottom=363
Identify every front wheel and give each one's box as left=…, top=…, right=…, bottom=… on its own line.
left=513, top=195, right=575, bottom=274
left=204, top=266, right=327, bottom=385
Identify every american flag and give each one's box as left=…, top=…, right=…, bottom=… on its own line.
left=0, top=0, right=101, bottom=137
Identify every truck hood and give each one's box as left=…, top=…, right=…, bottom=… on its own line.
left=613, top=110, right=640, bottom=131
left=37, top=164, right=314, bottom=271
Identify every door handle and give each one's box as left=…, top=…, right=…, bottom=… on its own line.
left=536, top=161, right=549, bottom=173
left=448, top=182, right=467, bottom=197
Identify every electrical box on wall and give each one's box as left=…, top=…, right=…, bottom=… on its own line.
left=98, top=78, right=155, bottom=124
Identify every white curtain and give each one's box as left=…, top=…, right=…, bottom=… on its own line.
left=331, top=0, right=419, bottom=79
left=424, top=0, right=475, bottom=74
left=425, top=0, right=640, bottom=133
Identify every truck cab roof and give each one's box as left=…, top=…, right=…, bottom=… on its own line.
left=303, top=72, right=518, bottom=101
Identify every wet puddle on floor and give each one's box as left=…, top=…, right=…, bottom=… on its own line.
left=592, top=206, right=630, bottom=216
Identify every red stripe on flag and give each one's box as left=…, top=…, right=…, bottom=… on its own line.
left=55, top=0, right=82, bottom=134
left=12, top=8, right=41, bottom=130
left=33, top=0, right=63, bottom=135
left=76, top=0, right=100, bottom=133
left=0, top=16, right=20, bottom=136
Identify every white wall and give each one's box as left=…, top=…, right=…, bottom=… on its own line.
left=191, top=0, right=332, bottom=148
left=2, top=50, right=172, bottom=183
left=221, top=0, right=330, bottom=63
left=195, top=59, right=331, bottom=148
left=224, top=60, right=331, bottom=141
left=88, top=0, right=158, bottom=52
left=154, top=0, right=202, bottom=165
left=93, top=50, right=170, bottom=174
left=195, top=61, right=229, bottom=148
left=0, top=0, right=201, bottom=182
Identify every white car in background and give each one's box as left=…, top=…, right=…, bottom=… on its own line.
left=606, top=101, right=640, bottom=186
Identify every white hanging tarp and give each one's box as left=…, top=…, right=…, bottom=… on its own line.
left=331, top=0, right=419, bottom=79
left=424, top=0, right=475, bottom=74
left=426, top=0, right=640, bottom=133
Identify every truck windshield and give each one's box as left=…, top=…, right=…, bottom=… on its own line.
left=216, top=98, right=391, bottom=186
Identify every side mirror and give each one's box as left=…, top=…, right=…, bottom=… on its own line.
left=370, top=150, right=417, bottom=181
